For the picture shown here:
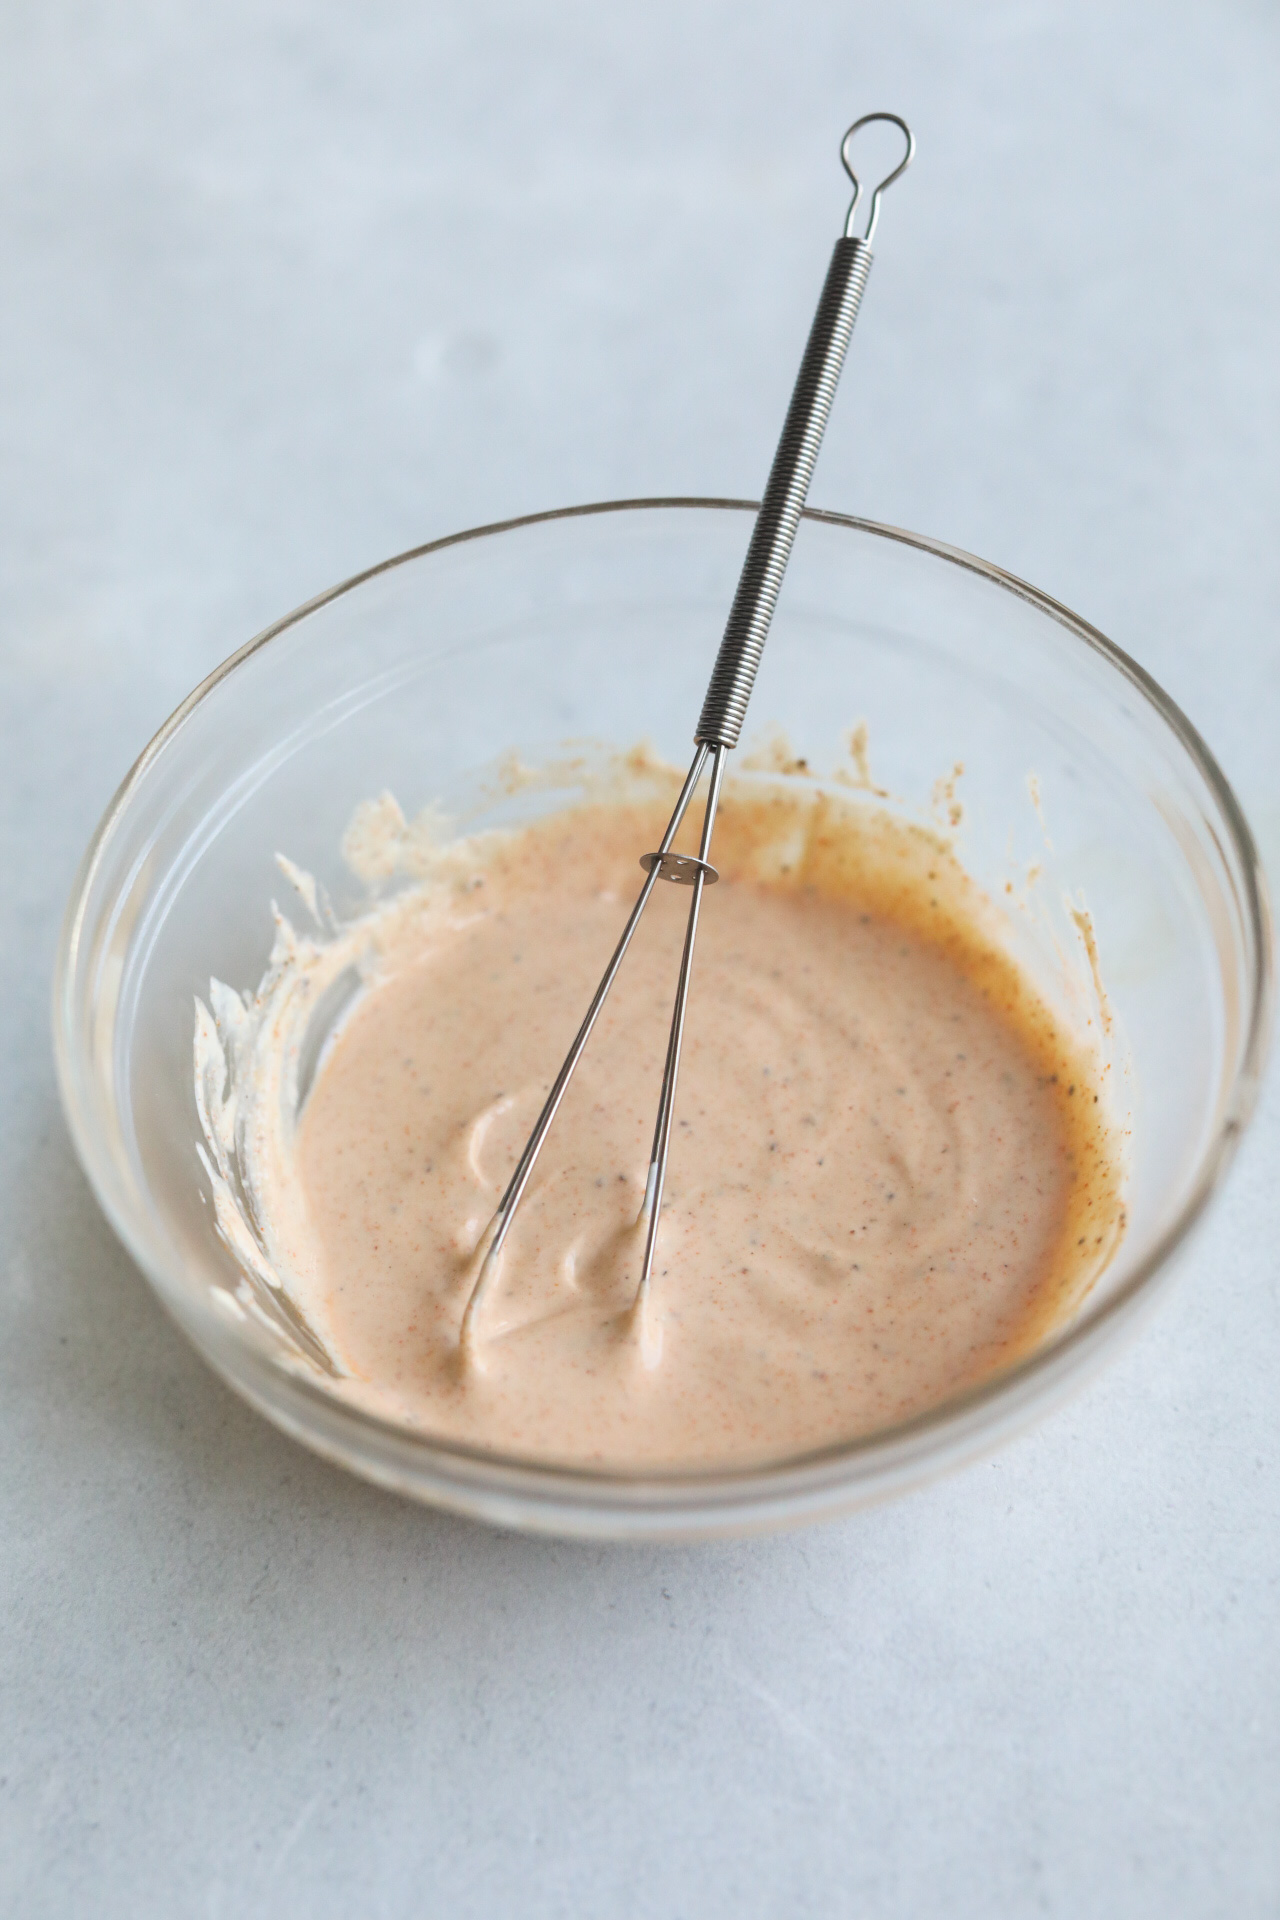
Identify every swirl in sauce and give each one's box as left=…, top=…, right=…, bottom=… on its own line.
left=263, top=782, right=1126, bottom=1468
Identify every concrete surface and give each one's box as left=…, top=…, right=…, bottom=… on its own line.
left=2, top=2, right=1277, bottom=1913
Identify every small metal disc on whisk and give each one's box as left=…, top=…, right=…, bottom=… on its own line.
left=638, top=851, right=719, bottom=887
left=461, top=112, right=915, bottom=1359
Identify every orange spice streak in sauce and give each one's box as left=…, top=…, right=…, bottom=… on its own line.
left=293, top=786, right=1124, bottom=1468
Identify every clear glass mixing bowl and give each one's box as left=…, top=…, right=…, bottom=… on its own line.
left=53, top=501, right=1273, bottom=1538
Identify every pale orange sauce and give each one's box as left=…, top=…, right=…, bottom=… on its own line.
left=292, top=784, right=1124, bottom=1468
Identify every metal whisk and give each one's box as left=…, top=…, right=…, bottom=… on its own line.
left=461, top=113, right=914, bottom=1358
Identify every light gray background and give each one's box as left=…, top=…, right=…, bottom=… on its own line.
left=3, top=3, right=1278, bottom=1914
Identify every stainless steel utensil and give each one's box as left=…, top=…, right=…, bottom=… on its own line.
left=461, top=113, right=915, bottom=1357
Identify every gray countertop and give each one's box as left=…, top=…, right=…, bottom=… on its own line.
left=3, top=3, right=1278, bottom=1913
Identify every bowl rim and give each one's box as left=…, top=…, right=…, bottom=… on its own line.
left=52, top=497, right=1276, bottom=1525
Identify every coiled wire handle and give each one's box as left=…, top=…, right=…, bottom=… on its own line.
left=696, top=113, right=913, bottom=748
left=696, top=236, right=872, bottom=746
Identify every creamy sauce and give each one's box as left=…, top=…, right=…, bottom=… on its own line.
left=231, top=779, right=1125, bottom=1468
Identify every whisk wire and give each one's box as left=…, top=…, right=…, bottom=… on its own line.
left=638, top=744, right=727, bottom=1296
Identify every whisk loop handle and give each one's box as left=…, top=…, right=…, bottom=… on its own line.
left=695, top=235, right=873, bottom=749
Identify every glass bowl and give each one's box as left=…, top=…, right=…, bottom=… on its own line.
left=53, top=500, right=1273, bottom=1538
